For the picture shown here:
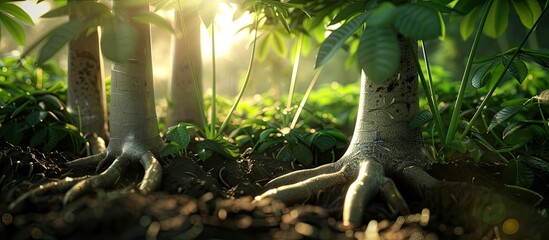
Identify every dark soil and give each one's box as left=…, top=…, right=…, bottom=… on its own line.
left=1, top=141, right=548, bottom=240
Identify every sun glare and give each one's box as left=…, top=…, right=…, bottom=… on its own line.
left=201, top=3, right=254, bottom=58
left=16, top=1, right=51, bottom=22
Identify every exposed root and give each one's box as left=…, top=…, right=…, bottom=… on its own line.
left=8, top=145, right=162, bottom=211
left=255, top=157, right=409, bottom=227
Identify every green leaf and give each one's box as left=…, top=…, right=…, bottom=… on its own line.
left=329, top=2, right=367, bottom=25
left=160, top=141, right=182, bottom=158
left=37, top=19, right=87, bottom=65
left=276, top=145, right=293, bottom=162
left=29, top=127, right=47, bottom=148
left=259, top=128, right=279, bottom=142
left=0, top=12, right=26, bottom=45
left=520, top=155, right=549, bottom=173
left=409, top=110, right=433, bottom=128
left=0, top=3, right=33, bottom=24
left=101, top=20, right=138, bottom=63
left=357, top=26, right=399, bottom=83
left=312, top=134, right=336, bottom=152
left=25, top=111, right=47, bottom=126
left=502, top=56, right=528, bottom=84
left=42, top=2, right=110, bottom=18
left=488, top=105, right=523, bottom=132
left=132, top=12, right=174, bottom=33
left=503, top=128, right=532, bottom=148
left=471, top=63, right=493, bottom=89
left=511, top=0, right=541, bottom=29
left=293, top=143, right=313, bottom=167
left=166, top=124, right=190, bottom=150
left=317, top=129, right=348, bottom=143
left=45, top=124, right=68, bottom=152
left=315, top=13, right=367, bottom=68
left=459, top=6, right=481, bottom=40
left=483, top=0, right=509, bottom=38
left=197, top=138, right=239, bottom=160
left=197, top=148, right=213, bottom=161
left=38, top=94, right=65, bottom=110
left=198, top=0, right=218, bottom=28
left=394, top=3, right=441, bottom=40
left=271, top=30, right=287, bottom=57
left=257, top=138, right=283, bottom=153
left=503, top=159, right=534, bottom=187
left=366, top=2, right=396, bottom=27
left=502, top=122, right=525, bottom=139
left=453, top=0, right=484, bottom=14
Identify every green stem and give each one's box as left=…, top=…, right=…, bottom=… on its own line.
left=445, top=0, right=493, bottom=143
left=290, top=66, right=325, bottom=129
left=461, top=5, right=548, bottom=138
left=210, top=18, right=217, bottom=139
left=177, top=3, right=208, bottom=134
left=217, top=13, right=259, bottom=135
left=414, top=40, right=445, bottom=139
left=286, top=33, right=303, bottom=112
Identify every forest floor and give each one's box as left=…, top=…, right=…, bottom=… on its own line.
left=0, top=141, right=548, bottom=240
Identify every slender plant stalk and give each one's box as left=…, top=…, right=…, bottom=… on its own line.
left=210, top=18, right=217, bottom=139
left=290, top=66, right=325, bottom=129
left=461, top=5, right=548, bottom=138
left=286, top=33, right=304, bottom=111
left=217, top=13, right=260, bottom=135
left=177, top=2, right=208, bottom=134
left=412, top=41, right=446, bottom=139
left=445, top=0, right=493, bottom=143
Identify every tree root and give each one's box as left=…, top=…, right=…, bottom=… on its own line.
left=255, top=158, right=410, bottom=227
left=255, top=158, right=548, bottom=238
left=8, top=147, right=162, bottom=211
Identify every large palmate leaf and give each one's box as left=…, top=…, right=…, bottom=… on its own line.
left=101, top=20, right=138, bottom=63
left=357, top=27, right=399, bottom=83
left=394, top=3, right=442, bottom=40
left=511, top=0, right=541, bottom=29
left=37, top=19, right=88, bottom=65
left=484, top=0, right=509, bottom=38
left=315, top=13, right=367, bottom=68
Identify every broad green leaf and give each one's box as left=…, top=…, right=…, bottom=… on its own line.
left=38, top=94, right=65, bottom=110
left=199, top=0, right=218, bottom=28
left=37, top=19, right=87, bottom=65
left=503, top=128, right=532, bottom=148
left=409, top=110, right=433, bottom=128
left=293, top=143, right=313, bottom=167
left=257, top=33, right=272, bottom=60
left=318, top=129, right=348, bottom=143
left=166, top=123, right=190, bottom=149
left=502, top=56, right=528, bottom=84
left=502, top=122, right=525, bottom=139
left=500, top=98, right=528, bottom=107
left=29, top=127, right=47, bottom=148
left=357, top=27, right=399, bottom=83
left=276, top=145, right=293, bottom=161
left=329, top=2, right=367, bottom=25
left=488, top=105, right=523, bottom=132
left=0, top=12, right=26, bottom=45
left=10, top=99, right=30, bottom=118
left=45, top=124, right=68, bottom=152
left=257, top=138, right=283, bottom=153
left=101, top=20, right=138, bottom=63
left=503, top=159, right=534, bottom=187
left=259, top=128, right=279, bottom=141
left=520, top=155, right=549, bottom=173
left=366, top=2, right=396, bottom=27
left=271, top=30, right=287, bottom=57
left=132, top=12, right=174, bottom=33
left=315, top=13, right=367, bottom=68
left=160, top=142, right=182, bottom=158
left=197, top=148, right=213, bottom=161
left=394, top=3, right=441, bottom=40
left=312, top=134, right=336, bottom=152
left=483, top=0, right=509, bottom=38
left=511, top=0, right=541, bottom=29
left=0, top=3, right=33, bottom=24
left=460, top=6, right=481, bottom=40
left=471, top=63, right=493, bottom=89
left=25, top=111, right=47, bottom=126
left=197, top=138, right=238, bottom=160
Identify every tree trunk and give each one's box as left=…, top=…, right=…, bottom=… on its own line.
left=67, top=0, right=109, bottom=142
left=166, top=9, right=203, bottom=127
left=336, top=35, right=428, bottom=175
left=107, top=1, right=163, bottom=155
